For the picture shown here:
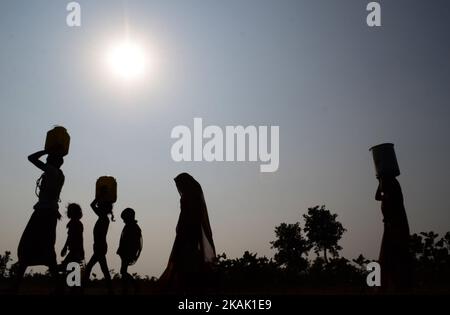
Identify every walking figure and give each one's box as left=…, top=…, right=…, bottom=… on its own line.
left=376, top=176, right=413, bottom=292
left=84, top=199, right=114, bottom=293
left=15, top=150, right=65, bottom=291
left=60, top=203, right=85, bottom=268
left=159, top=173, right=216, bottom=293
left=117, top=208, right=143, bottom=294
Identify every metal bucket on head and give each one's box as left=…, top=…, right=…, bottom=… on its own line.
left=370, top=143, right=400, bottom=178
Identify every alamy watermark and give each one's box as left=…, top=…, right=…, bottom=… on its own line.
left=66, top=2, right=81, bottom=27
left=66, top=262, right=81, bottom=287
left=366, top=262, right=381, bottom=287
left=65, top=2, right=380, bottom=29
left=171, top=118, right=280, bottom=173
left=63, top=259, right=381, bottom=287
left=366, top=2, right=382, bottom=27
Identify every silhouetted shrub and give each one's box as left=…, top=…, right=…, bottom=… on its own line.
left=410, top=231, right=450, bottom=286
left=0, top=251, right=12, bottom=279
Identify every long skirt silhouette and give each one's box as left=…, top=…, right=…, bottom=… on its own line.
left=376, top=177, right=412, bottom=291
left=18, top=208, right=59, bottom=267
left=159, top=173, right=216, bottom=292
left=17, top=151, right=64, bottom=275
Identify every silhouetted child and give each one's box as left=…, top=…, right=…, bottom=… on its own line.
left=84, top=199, right=114, bottom=293
left=117, top=208, right=143, bottom=294
left=60, top=203, right=85, bottom=267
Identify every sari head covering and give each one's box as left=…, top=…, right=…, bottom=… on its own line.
left=174, top=173, right=216, bottom=263
left=159, top=173, right=217, bottom=291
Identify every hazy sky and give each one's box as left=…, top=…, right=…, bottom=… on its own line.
left=1, top=0, right=449, bottom=278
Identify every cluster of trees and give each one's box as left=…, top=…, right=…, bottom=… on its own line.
left=1, top=205, right=449, bottom=292
left=214, top=205, right=450, bottom=291
left=214, top=205, right=366, bottom=291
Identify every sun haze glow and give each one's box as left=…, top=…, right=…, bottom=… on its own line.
left=106, top=39, right=148, bottom=82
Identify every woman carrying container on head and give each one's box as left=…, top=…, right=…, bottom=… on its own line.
left=15, top=127, right=69, bottom=291
left=371, top=143, right=413, bottom=292
left=84, top=177, right=116, bottom=294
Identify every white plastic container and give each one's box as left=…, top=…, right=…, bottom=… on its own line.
left=96, top=176, right=117, bottom=203
left=370, top=143, right=400, bottom=178
left=45, top=126, right=70, bottom=156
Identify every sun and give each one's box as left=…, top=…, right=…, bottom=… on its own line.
left=106, top=39, right=148, bottom=82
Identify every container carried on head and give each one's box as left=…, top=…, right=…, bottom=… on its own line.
left=96, top=176, right=117, bottom=203
left=370, top=143, right=400, bottom=178
left=45, top=126, right=70, bottom=157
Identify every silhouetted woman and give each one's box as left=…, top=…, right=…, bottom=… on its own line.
left=60, top=203, right=85, bottom=268
left=16, top=150, right=65, bottom=288
left=376, top=176, right=412, bottom=292
left=84, top=199, right=114, bottom=293
left=159, top=173, right=216, bottom=293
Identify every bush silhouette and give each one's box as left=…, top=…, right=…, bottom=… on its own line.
left=271, top=223, right=310, bottom=274
left=2, top=205, right=450, bottom=294
left=0, top=251, right=12, bottom=279
left=410, top=231, right=450, bottom=286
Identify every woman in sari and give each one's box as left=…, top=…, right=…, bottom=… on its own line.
left=376, top=176, right=413, bottom=292
left=16, top=150, right=65, bottom=289
left=159, top=173, right=216, bottom=293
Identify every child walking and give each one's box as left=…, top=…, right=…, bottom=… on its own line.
left=61, top=203, right=85, bottom=266
left=60, top=203, right=84, bottom=293
left=84, top=199, right=114, bottom=293
left=117, top=208, right=143, bottom=294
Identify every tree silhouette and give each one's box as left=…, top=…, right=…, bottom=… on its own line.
left=352, top=254, right=370, bottom=269
left=0, top=251, right=12, bottom=279
left=271, top=223, right=310, bottom=273
left=303, top=205, right=346, bottom=263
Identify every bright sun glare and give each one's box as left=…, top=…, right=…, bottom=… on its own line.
left=106, top=39, right=148, bottom=82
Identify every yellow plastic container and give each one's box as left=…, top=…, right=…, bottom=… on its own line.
left=45, top=126, right=70, bottom=156
left=96, top=176, right=117, bottom=203
left=370, top=143, right=400, bottom=178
